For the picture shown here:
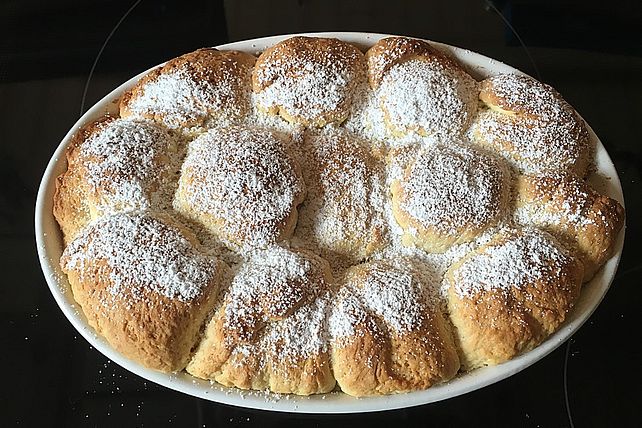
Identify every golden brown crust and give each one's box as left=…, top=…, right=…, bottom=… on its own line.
left=51, top=37, right=625, bottom=398
left=480, top=75, right=562, bottom=120
left=445, top=229, right=583, bottom=369
left=120, top=48, right=256, bottom=129
left=516, top=173, right=625, bottom=281
left=53, top=116, right=178, bottom=246
left=330, top=261, right=460, bottom=396
left=60, top=212, right=225, bottom=372
left=252, top=36, right=366, bottom=127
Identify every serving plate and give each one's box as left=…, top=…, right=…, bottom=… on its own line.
left=35, top=32, right=625, bottom=413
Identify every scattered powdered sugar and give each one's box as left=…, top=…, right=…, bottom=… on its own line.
left=376, top=142, right=504, bottom=303
left=128, top=67, right=246, bottom=129
left=253, top=38, right=364, bottom=125
left=471, top=110, right=588, bottom=174
left=293, top=128, right=386, bottom=265
left=515, top=201, right=595, bottom=229
left=244, top=93, right=302, bottom=134
left=81, top=118, right=178, bottom=213
left=473, top=74, right=589, bottom=174
left=397, top=142, right=507, bottom=234
left=358, top=263, right=427, bottom=332
left=225, top=291, right=331, bottom=375
left=255, top=64, right=352, bottom=123
left=378, top=58, right=478, bottom=138
left=223, top=246, right=330, bottom=362
left=450, top=228, right=571, bottom=298
left=262, top=293, right=331, bottom=363
left=483, top=74, right=566, bottom=122
left=328, top=290, right=368, bottom=339
left=329, top=261, right=431, bottom=339
left=175, top=126, right=304, bottom=249
left=515, top=173, right=596, bottom=228
left=56, top=38, right=608, bottom=396
left=224, top=246, right=316, bottom=333
left=61, top=212, right=220, bottom=302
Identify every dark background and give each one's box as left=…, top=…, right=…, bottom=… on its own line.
left=2, top=0, right=641, bottom=426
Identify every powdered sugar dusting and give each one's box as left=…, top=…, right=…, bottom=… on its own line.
left=53, top=36, right=615, bottom=396
left=81, top=118, right=178, bottom=213
left=128, top=68, right=245, bottom=129
left=329, top=261, right=431, bottom=339
left=450, top=228, right=571, bottom=298
left=223, top=247, right=330, bottom=361
left=377, top=143, right=503, bottom=303
left=484, top=74, right=566, bottom=121
left=263, top=294, right=331, bottom=363
left=294, top=128, right=386, bottom=265
left=396, top=142, right=507, bottom=235
left=378, top=58, right=478, bottom=138
left=472, top=74, right=589, bottom=174
left=515, top=173, right=597, bottom=228
left=471, top=110, right=588, bottom=174
left=175, top=126, right=305, bottom=249
left=61, top=212, right=220, bottom=302
left=254, top=38, right=364, bottom=124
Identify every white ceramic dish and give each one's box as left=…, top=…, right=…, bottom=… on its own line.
left=35, top=32, right=625, bottom=413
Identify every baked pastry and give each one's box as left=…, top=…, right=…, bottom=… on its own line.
left=52, top=35, right=625, bottom=399
left=390, top=142, right=509, bottom=253
left=60, top=212, right=226, bottom=372
left=120, top=48, right=256, bottom=130
left=174, top=125, right=306, bottom=250
left=329, top=260, right=460, bottom=396
left=445, top=228, right=583, bottom=369
left=187, top=247, right=335, bottom=395
left=515, top=172, right=625, bottom=281
left=295, top=128, right=387, bottom=264
left=53, top=116, right=179, bottom=243
left=366, top=36, right=478, bottom=138
left=470, top=73, right=591, bottom=175
left=253, top=36, right=366, bottom=127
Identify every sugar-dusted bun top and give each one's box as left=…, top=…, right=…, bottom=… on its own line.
left=252, top=36, right=366, bottom=127
left=295, top=128, right=387, bottom=263
left=480, top=73, right=569, bottom=120
left=61, top=211, right=222, bottom=302
left=223, top=246, right=331, bottom=342
left=186, top=246, right=336, bottom=395
left=515, top=171, right=625, bottom=280
left=390, top=142, right=509, bottom=252
left=447, top=227, right=581, bottom=299
left=60, top=211, right=225, bottom=372
left=330, top=260, right=434, bottom=338
left=329, top=259, right=460, bottom=396
left=366, top=37, right=478, bottom=138
left=472, top=73, right=591, bottom=175
left=366, top=36, right=459, bottom=89
left=445, top=227, right=583, bottom=369
left=120, top=48, right=256, bottom=130
left=74, top=117, right=178, bottom=211
left=175, top=125, right=305, bottom=250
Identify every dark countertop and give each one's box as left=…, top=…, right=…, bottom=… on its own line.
left=2, top=1, right=641, bottom=426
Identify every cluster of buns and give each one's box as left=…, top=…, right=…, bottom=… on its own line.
left=54, top=36, right=624, bottom=397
